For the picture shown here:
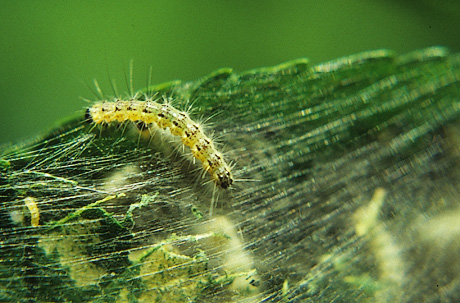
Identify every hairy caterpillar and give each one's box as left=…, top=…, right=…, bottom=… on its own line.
left=85, top=96, right=233, bottom=189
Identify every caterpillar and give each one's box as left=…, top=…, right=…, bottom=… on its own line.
left=85, top=96, right=233, bottom=189
left=24, top=197, right=40, bottom=227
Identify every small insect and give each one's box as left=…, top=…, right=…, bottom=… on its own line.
left=85, top=95, right=233, bottom=189
left=24, top=196, right=40, bottom=227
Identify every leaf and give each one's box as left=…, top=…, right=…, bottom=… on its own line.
left=1, top=46, right=460, bottom=302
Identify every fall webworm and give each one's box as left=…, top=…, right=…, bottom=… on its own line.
left=84, top=75, right=233, bottom=191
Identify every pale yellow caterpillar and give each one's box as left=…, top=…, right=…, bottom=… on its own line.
left=24, top=197, right=40, bottom=227
left=85, top=96, right=233, bottom=189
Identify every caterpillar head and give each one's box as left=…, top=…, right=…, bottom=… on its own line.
left=214, top=166, right=233, bottom=189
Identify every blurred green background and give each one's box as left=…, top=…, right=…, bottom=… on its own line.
left=1, top=0, right=459, bottom=145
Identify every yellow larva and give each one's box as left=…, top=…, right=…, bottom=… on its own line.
left=85, top=97, right=233, bottom=189
left=24, top=197, right=40, bottom=227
